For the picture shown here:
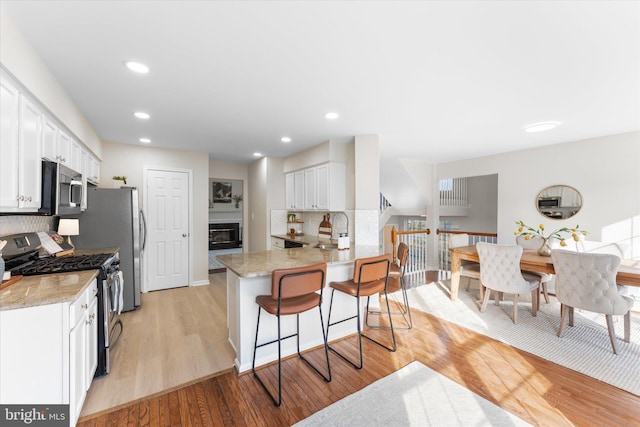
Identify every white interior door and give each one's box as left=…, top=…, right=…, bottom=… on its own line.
left=145, top=169, right=190, bottom=291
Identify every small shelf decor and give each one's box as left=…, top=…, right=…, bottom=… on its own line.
left=112, top=176, right=127, bottom=187
left=232, top=194, right=243, bottom=208
left=514, top=220, right=588, bottom=256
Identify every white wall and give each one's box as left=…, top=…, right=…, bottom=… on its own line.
left=100, top=141, right=210, bottom=284
left=0, top=10, right=102, bottom=158
left=436, top=132, right=640, bottom=258
left=440, top=174, right=498, bottom=233
left=248, top=158, right=268, bottom=251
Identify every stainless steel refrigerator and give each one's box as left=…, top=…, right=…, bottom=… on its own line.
left=75, top=187, right=146, bottom=311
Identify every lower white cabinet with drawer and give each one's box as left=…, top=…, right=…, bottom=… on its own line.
left=0, top=278, right=98, bottom=426
left=271, top=237, right=285, bottom=250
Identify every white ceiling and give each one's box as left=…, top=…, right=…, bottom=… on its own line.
left=2, top=1, right=639, bottom=164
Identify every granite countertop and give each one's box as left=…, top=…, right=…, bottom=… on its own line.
left=216, top=245, right=381, bottom=278
left=0, top=270, right=99, bottom=311
left=0, top=247, right=119, bottom=312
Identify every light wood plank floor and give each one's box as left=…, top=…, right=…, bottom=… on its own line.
left=79, top=273, right=640, bottom=426
left=80, top=274, right=235, bottom=417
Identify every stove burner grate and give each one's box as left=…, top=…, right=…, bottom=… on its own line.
left=13, top=253, right=114, bottom=276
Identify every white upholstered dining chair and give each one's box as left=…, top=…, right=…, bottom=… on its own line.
left=476, top=242, right=540, bottom=324
left=516, top=235, right=553, bottom=307
left=448, top=233, right=481, bottom=291
left=551, top=249, right=633, bottom=355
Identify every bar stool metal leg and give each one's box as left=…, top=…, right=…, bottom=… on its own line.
left=326, top=256, right=397, bottom=371
left=252, top=264, right=331, bottom=407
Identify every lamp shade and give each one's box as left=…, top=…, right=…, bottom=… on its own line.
left=58, top=219, right=79, bottom=236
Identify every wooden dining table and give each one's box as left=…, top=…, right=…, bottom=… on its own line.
left=449, top=245, right=640, bottom=302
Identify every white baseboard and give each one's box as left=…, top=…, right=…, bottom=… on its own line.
left=191, top=279, right=210, bottom=287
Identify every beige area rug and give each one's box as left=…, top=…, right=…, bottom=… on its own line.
left=294, top=361, right=531, bottom=426
left=395, top=281, right=640, bottom=396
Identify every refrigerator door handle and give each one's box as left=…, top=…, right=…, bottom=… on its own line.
left=140, top=209, right=148, bottom=252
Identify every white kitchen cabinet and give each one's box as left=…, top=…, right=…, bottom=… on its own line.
left=42, top=116, right=59, bottom=161
left=271, top=236, right=285, bottom=250
left=85, top=296, right=98, bottom=387
left=57, top=130, right=72, bottom=167
left=0, top=75, right=42, bottom=212
left=285, top=173, right=295, bottom=209
left=0, top=279, right=98, bottom=426
left=86, top=153, right=100, bottom=184
left=69, top=307, right=87, bottom=420
left=300, top=162, right=345, bottom=211
left=69, top=139, right=82, bottom=173
left=0, top=76, right=21, bottom=210
left=304, top=167, right=318, bottom=209
left=285, top=170, right=305, bottom=210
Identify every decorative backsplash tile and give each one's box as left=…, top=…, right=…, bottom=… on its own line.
left=271, top=210, right=357, bottom=242
left=0, top=216, right=54, bottom=236
left=270, top=210, right=287, bottom=235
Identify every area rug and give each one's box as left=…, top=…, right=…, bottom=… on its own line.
left=394, top=281, right=640, bottom=396
left=294, top=361, right=531, bottom=426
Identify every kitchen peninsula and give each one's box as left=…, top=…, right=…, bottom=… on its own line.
left=216, top=244, right=382, bottom=373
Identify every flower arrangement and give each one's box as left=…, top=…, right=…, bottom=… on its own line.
left=232, top=194, right=243, bottom=208
left=112, top=175, right=127, bottom=185
left=514, top=220, right=587, bottom=247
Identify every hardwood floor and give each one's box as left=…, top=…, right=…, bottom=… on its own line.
left=79, top=274, right=235, bottom=417
left=78, top=273, right=640, bottom=426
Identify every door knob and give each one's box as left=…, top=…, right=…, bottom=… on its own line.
left=182, top=233, right=187, bottom=237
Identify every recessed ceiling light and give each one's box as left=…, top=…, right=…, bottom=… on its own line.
left=325, top=112, right=339, bottom=120
left=139, top=138, right=151, bottom=143
left=124, top=61, right=149, bottom=74
left=134, top=112, right=150, bottom=119
left=253, top=152, right=262, bottom=157
left=523, top=121, right=560, bottom=133
left=281, top=137, right=292, bottom=143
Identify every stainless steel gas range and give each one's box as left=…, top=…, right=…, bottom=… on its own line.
left=3, top=232, right=123, bottom=377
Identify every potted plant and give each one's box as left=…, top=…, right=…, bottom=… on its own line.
left=232, top=194, right=243, bottom=208
left=112, top=176, right=127, bottom=187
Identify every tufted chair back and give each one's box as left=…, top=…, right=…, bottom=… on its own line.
left=516, top=235, right=543, bottom=250
left=551, top=250, right=629, bottom=315
left=476, top=242, right=532, bottom=295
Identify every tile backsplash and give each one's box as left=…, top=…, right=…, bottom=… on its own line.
left=0, top=216, right=54, bottom=236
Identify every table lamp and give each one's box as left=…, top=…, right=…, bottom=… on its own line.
left=58, top=218, right=79, bottom=248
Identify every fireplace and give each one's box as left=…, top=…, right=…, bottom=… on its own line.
left=209, top=222, right=242, bottom=250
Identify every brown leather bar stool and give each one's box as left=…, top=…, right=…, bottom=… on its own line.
left=368, top=243, right=412, bottom=330
left=252, top=262, right=331, bottom=407
left=326, top=254, right=396, bottom=370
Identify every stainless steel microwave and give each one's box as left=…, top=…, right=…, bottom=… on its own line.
left=39, top=161, right=83, bottom=215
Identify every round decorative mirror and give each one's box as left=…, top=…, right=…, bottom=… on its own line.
left=536, top=185, right=582, bottom=220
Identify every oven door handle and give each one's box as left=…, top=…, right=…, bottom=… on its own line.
left=114, top=272, right=123, bottom=315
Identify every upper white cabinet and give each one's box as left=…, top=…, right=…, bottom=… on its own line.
left=285, top=170, right=305, bottom=210
left=285, top=173, right=295, bottom=209
left=43, top=119, right=85, bottom=174
left=0, top=76, right=42, bottom=212
left=42, top=117, right=59, bottom=161
left=69, top=139, right=82, bottom=173
left=87, top=155, right=100, bottom=184
left=285, top=162, right=345, bottom=211
left=57, top=129, right=72, bottom=167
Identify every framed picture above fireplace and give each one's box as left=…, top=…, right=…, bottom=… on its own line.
left=212, top=181, right=232, bottom=203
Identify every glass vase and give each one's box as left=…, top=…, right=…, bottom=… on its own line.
left=537, top=238, right=552, bottom=257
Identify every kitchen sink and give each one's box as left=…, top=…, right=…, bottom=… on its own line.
left=313, top=243, right=339, bottom=249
